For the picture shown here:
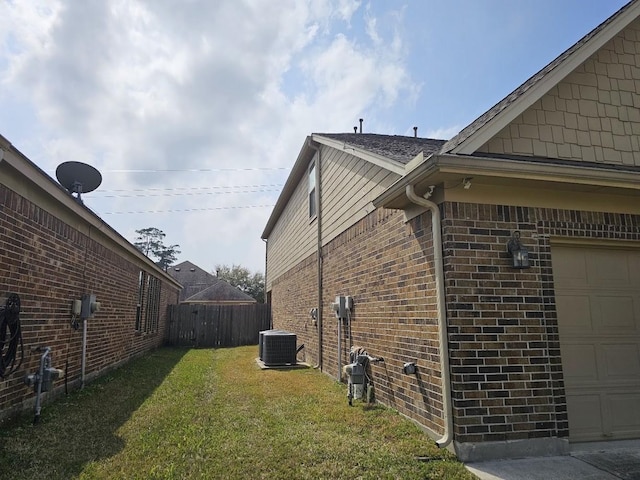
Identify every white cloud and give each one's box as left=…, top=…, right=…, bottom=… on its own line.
left=0, top=0, right=417, bottom=273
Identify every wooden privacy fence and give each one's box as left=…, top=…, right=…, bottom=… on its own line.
left=165, top=303, right=271, bottom=348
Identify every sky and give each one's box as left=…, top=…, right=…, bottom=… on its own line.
left=0, top=0, right=630, bottom=274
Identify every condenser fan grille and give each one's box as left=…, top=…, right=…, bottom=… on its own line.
left=260, top=330, right=297, bottom=366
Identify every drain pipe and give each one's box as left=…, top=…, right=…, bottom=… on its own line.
left=307, top=138, right=323, bottom=370
left=405, top=184, right=453, bottom=449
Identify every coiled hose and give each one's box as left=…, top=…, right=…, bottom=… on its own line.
left=0, top=293, right=24, bottom=378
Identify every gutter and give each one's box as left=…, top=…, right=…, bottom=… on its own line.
left=405, top=184, right=453, bottom=449
left=307, top=139, right=323, bottom=370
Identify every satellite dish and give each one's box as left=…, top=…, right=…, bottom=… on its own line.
left=56, top=161, right=102, bottom=204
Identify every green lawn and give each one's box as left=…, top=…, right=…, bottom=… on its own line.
left=0, top=346, right=475, bottom=479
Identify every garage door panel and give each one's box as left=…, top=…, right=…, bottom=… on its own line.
left=607, top=392, right=640, bottom=437
left=556, top=294, right=592, bottom=332
left=630, top=253, right=640, bottom=285
left=587, top=250, right=631, bottom=286
left=552, top=244, right=640, bottom=442
left=566, top=394, right=604, bottom=441
left=594, top=296, right=638, bottom=330
left=602, top=343, right=640, bottom=379
left=562, top=343, right=598, bottom=385
left=553, top=249, right=588, bottom=288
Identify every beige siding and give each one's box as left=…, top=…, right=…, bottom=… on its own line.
left=320, top=146, right=400, bottom=245
left=266, top=146, right=400, bottom=290
left=266, top=157, right=317, bottom=291
left=478, top=17, right=640, bottom=165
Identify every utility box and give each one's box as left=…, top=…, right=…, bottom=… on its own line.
left=80, top=294, right=100, bottom=320
left=333, top=295, right=353, bottom=318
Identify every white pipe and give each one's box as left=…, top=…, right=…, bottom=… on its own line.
left=337, top=315, right=342, bottom=380
left=81, top=318, right=87, bottom=388
left=405, top=184, right=453, bottom=449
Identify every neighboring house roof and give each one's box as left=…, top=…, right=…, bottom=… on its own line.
left=442, top=0, right=640, bottom=155
left=168, top=260, right=256, bottom=303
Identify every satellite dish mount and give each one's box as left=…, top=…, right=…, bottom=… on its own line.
left=55, top=161, right=102, bottom=204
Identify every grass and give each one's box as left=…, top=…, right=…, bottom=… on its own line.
left=0, top=346, right=475, bottom=479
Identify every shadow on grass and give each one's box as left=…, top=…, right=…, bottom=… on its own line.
left=0, top=347, right=189, bottom=480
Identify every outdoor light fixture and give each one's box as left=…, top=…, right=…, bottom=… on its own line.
left=402, top=362, right=417, bottom=375
left=507, top=230, right=530, bottom=269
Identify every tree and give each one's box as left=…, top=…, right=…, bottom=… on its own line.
left=215, top=264, right=265, bottom=303
left=155, top=244, right=181, bottom=272
left=134, top=227, right=181, bottom=271
left=134, top=227, right=165, bottom=256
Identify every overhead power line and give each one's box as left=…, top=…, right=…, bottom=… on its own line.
left=101, top=204, right=275, bottom=215
left=94, top=188, right=282, bottom=199
left=102, top=167, right=289, bottom=173
left=97, top=183, right=284, bottom=193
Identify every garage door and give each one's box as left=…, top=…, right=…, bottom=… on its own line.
left=552, top=244, right=640, bottom=442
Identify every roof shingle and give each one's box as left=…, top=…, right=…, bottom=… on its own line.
left=316, top=133, right=446, bottom=164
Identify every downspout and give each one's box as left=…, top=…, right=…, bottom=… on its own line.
left=307, top=138, right=323, bottom=370
left=405, top=184, right=453, bottom=449
left=262, top=238, right=270, bottom=327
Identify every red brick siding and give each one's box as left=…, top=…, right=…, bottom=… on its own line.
left=270, top=253, right=318, bottom=365
left=0, top=185, right=179, bottom=419
left=272, top=199, right=640, bottom=445
left=444, top=202, right=640, bottom=445
left=272, top=208, right=444, bottom=435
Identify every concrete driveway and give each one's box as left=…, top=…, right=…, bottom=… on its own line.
left=466, top=440, right=640, bottom=480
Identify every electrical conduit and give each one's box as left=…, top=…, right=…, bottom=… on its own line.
left=405, top=184, right=453, bottom=449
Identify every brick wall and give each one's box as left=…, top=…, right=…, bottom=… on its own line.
left=272, top=207, right=445, bottom=436
left=0, top=185, right=179, bottom=420
left=272, top=198, right=640, bottom=447
left=443, top=201, right=640, bottom=445
left=270, top=253, right=318, bottom=366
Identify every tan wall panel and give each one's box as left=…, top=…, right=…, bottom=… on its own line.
left=445, top=182, right=640, bottom=216
left=266, top=156, right=317, bottom=290
left=478, top=17, right=640, bottom=166
left=267, top=146, right=399, bottom=290
left=320, top=146, right=399, bottom=245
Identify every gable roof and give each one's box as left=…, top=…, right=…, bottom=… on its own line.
left=442, top=0, right=640, bottom=155
left=261, top=133, right=445, bottom=239
left=168, top=260, right=256, bottom=303
left=317, top=133, right=445, bottom=165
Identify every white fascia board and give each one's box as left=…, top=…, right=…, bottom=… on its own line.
left=451, top=1, right=640, bottom=155
left=404, top=152, right=424, bottom=173
left=312, top=134, right=406, bottom=175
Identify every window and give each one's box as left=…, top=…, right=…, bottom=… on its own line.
left=135, top=271, right=145, bottom=331
left=135, top=271, right=161, bottom=334
left=308, top=161, right=316, bottom=219
left=144, top=275, right=161, bottom=333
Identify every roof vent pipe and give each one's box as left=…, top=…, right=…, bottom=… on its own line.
left=413, top=126, right=418, bottom=138
left=353, top=126, right=357, bottom=133
left=359, top=118, right=363, bottom=133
